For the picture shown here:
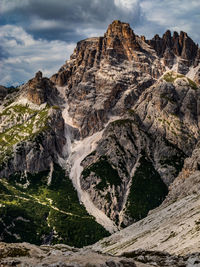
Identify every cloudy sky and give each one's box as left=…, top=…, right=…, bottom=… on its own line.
left=1, top=0, right=200, bottom=86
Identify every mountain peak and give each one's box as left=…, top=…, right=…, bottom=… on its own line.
left=147, top=29, right=199, bottom=66
left=103, top=20, right=141, bottom=62
left=105, top=20, right=135, bottom=40
left=35, top=70, right=43, bottom=81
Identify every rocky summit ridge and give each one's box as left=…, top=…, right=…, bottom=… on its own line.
left=0, top=20, right=200, bottom=266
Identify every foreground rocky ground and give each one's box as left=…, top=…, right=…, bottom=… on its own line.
left=0, top=242, right=151, bottom=267
left=0, top=20, right=200, bottom=266
left=0, top=241, right=199, bottom=267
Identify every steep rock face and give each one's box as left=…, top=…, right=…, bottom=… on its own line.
left=51, top=21, right=164, bottom=137
left=27, top=71, right=60, bottom=105
left=161, top=140, right=200, bottom=207
left=79, top=71, right=200, bottom=226
left=146, top=30, right=199, bottom=70
left=102, top=20, right=141, bottom=62
left=0, top=103, right=65, bottom=177
left=0, top=20, right=200, bottom=248
left=0, top=71, right=67, bottom=178
left=80, top=119, right=174, bottom=226
left=50, top=21, right=200, bottom=228
left=132, top=72, right=200, bottom=155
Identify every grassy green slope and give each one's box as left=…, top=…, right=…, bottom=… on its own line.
left=0, top=164, right=109, bottom=247
left=0, top=104, right=50, bottom=165
left=126, top=155, right=168, bottom=222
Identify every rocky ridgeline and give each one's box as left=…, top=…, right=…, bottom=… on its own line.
left=51, top=20, right=164, bottom=137
left=0, top=71, right=66, bottom=177
left=146, top=30, right=199, bottom=68
left=26, top=71, right=61, bottom=105
left=0, top=20, right=200, bottom=254
left=47, top=21, right=199, bottom=226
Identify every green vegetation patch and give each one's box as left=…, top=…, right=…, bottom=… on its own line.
left=0, top=104, right=50, bottom=165
left=187, top=77, right=198, bottom=90
left=82, top=156, right=121, bottom=191
left=163, top=71, right=198, bottom=90
left=163, top=72, right=184, bottom=83
left=126, top=154, right=168, bottom=221
left=0, top=164, right=109, bottom=247
left=111, top=119, right=133, bottom=127
left=161, top=138, right=186, bottom=176
left=160, top=153, right=184, bottom=175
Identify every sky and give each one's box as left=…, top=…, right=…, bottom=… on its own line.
left=0, top=0, right=200, bottom=86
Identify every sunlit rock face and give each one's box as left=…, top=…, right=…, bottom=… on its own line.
left=27, top=71, right=60, bottom=105
left=51, top=20, right=165, bottom=138
left=0, top=20, right=200, bottom=249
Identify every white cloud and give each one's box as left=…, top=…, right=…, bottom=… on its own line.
left=29, top=17, right=64, bottom=31
left=138, top=0, right=200, bottom=42
left=0, top=25, right=75, bottom=86
left=0, top=0, right=200, bottom=86
left=114, top=0, right=139, bottom=10
left=0, top=0, right=29, bottom=12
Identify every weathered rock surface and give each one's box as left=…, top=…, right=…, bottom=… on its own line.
left=0, top=102, right=66, bottom=177
left=122, top=250, right=200, bottom=267
left=1, top=241, right=200, bottom=267
left=0, top=20, right=200, bottom=254
left=146, top=30, right=199, bottom=70
left=0, top=242, right=152, bottom=267
left=79, top=71, right=200, bottom=226
left=93, top=193, right=200, bottom=259
left=51, top=20, right=164, bottom=137
left=27, top=71, right=60, bottom=105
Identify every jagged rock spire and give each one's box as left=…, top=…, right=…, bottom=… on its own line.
left=147, top=29, right=198, bottom=64
left=103, top=20, right=141, bottom=61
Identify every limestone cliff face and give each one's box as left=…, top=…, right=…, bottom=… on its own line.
left=102, top=20, right=141, bottom=62
left=0, top=20, right=200, bottom=245
left=50, top=22, right=199, bottom=140
left=0, top=69, right=66, bottom=179
left=79, top=72, right=200, bottom=226
left=49, top=21, right=200, bottom=227
left=27, top=71, right=60, bottom=105
left=146, top=30, right=200, bottom=71
left=51, top=21, right=164, bottom=137
left=0, top=76, right=65, bottom=178
left=0, top=106, right=65, bottom=178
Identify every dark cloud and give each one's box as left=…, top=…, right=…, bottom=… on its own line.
left=0, top=0, right=200, bottom=86
left=0, top=25, right=75, bottom=86
left=1, top=0, right=200, bottom=43
left=139, top=0, right=200, bottom=44
left=0, top=46, right=9, bottom=59
left=1, top=0, right=141, bottom=42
